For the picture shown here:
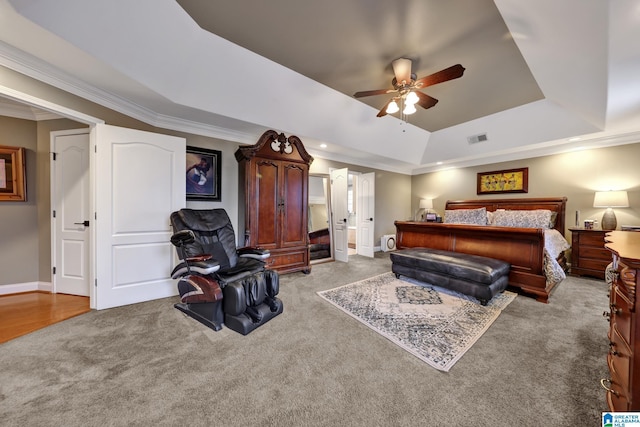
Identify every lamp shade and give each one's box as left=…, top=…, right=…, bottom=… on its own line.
left=593, top=191, right=629, bottom=208
left=419, top=198, right=433, bottom=209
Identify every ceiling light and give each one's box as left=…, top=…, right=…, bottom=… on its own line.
left=320, top=143, right=327, bottom=148
left=405, top=91, right=419, bottom=105
left=386, top=100, right=399, bottom=114
left=403, top=103, right=416, bottom=115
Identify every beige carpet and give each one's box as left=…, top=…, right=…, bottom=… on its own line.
left=318, top=272, right=517, bottom=371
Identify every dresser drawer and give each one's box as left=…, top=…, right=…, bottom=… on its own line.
left=580, top=246, right=611, bottom=260
left=578, top=232, right=606, bottom=247
left=606, top=379, right=630, bottom=412
left=578, top=258, right=611, bottom=272
left=609, top=326, right=631, bottom=395
left=612, top=287, right=633, bottom=345
left=266, top=247, right=309, bottom=273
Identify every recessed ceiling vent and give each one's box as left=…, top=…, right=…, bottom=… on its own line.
left=467, top=133, right=488, bottom=144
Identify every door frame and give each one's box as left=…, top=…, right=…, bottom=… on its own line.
left=0, top=86, right=105, bottom=308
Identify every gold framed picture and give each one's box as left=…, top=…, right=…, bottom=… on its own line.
left=0, top=145, right=26, bottom=201
left=477, top=167, right=528, bottom=195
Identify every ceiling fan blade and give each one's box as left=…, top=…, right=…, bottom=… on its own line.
left=392, top=58, right=412, bottom=85
left=415, top=91, right=439, bottom=110
left=376, top=100, right=391, bottom=117
left=414, top=64, right=465, bottom=88
left=353, top=88, right=394, bottom=98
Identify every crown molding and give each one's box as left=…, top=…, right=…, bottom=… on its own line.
left=0, top=41, right=258, bottom=144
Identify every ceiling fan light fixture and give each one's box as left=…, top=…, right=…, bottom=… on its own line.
left=392, top=58, right=412, bottom=85
left=405, top=91, right=419, bottom=105
left=403, top=103, right=417, bottom=115
left=386, top=100, right=400, bottom=114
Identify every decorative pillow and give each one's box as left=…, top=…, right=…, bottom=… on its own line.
left=491, top=209, right=552, bottom=229
left=443, top=207, right=488, bottom=225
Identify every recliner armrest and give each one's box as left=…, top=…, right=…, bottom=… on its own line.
left=171, top=259, right=220, bottom=279
left=237, top=247, right=270, bottom=260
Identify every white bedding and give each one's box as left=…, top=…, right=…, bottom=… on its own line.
left=543, top=229, right=571, bottom=287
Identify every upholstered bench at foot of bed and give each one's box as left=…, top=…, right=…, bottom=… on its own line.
left=390, top=248, right=511, bottom=305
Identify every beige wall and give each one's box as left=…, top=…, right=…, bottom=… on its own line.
left=0, top=66, right=242, bottom=288
left=4, top=64, right=639, bottom=288
left=411, top=143, right=640, bottom=240
left=0, top=116, right=39, bottom=285
left=310, top=157, right=412, bottom=245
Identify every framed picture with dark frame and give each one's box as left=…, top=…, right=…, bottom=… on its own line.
left=477, top=167, right=528, bottom=195
left=0, top=145, right=26, bottom=202
left=186, top=146, right=221, bottom=201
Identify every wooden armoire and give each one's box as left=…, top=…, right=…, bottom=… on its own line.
left=235, top=130, right=313, bottom=274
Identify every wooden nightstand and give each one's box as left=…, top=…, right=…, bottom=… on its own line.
left=569, top=228, right=609, bottom=279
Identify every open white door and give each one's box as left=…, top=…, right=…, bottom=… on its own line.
left=356, top=172, right=375, bottom=258
left=330, top=168, right=349, bottom=263
left=94, top=124, right=185, bottom=310
left=51, top=130, right=91, bottom=296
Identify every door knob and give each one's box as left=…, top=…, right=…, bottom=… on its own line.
left=343, top=218, right=347, bottom=222
left=74, top=220, right=90, bottom=227
left=369, top=217, right=373, bottom=221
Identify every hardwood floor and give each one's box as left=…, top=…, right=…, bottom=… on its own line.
left=0, top=292, right=90, bottom=344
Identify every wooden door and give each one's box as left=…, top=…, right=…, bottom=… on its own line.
left=357, top=172, right=375, bottom=258
left=51, top=130, right=91, bottom=296
left=94, top=124, right=185, bottom=309
left=330, top=168, right=349, bottom=263
left=253, top=159, right=279, bottom=248
left=281, top=161, right=308, bottom=248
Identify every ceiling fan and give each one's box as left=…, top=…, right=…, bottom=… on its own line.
left=353, top=58, right=465, bottom=118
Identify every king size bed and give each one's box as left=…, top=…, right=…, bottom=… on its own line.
left=394, top=197, right=570, bottom=302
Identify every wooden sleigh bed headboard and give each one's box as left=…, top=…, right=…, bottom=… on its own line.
left=444, top=197, right=567, bottom=234
left=394, top=197, right=568, bottom=302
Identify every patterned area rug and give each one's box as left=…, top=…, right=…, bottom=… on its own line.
left=317, top=272, right=517, bottom=372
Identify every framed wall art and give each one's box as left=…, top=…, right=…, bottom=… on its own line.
left=0, top=145, right=26, bottom=201
left=477, top=167, right=528, bottom=195
left=186, top=146, right=221, bottom=201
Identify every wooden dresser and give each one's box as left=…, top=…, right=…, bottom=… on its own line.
left=603, top=231, right=640, bottom=411
left=235, top=130, right=313, bottom=274
left=569, top=228, right=609, bottom=280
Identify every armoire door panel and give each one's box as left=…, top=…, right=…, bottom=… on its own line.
left=255, top=160, right=279, bottom=247
left=282, top=162, right=307, bottom=247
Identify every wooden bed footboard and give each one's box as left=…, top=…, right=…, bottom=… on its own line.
left=394, top=197, right=568, bottom=303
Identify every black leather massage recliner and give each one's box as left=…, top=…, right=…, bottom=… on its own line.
left=170, top=208, right=283, bottom=335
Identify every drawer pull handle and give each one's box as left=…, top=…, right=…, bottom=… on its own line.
left=610, top=304, right=622, bottom=315
left=600, top=378, right=619, bottom=396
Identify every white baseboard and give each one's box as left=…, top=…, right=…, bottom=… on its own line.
left=0, top=281, right=52, bottom=296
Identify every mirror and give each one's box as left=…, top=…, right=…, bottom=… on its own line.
left=308, top=174, right=332, bottom=263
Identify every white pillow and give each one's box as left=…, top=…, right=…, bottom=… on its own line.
left=443, top=207, right=488, bottom=225
left=491, top=209, right=552, bottom=229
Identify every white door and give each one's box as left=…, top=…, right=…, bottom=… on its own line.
left=94, top=124, right=185, bottom=310
left=330, top=168, right=349, bottom=263
left=357, top=172, right=375, bottom=258
left=51, top=130, right=91, bottom=296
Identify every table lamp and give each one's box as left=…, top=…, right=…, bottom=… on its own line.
left=593, top=190, right=629, bottom=231
left=415, top=198, right=433, bottom=221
